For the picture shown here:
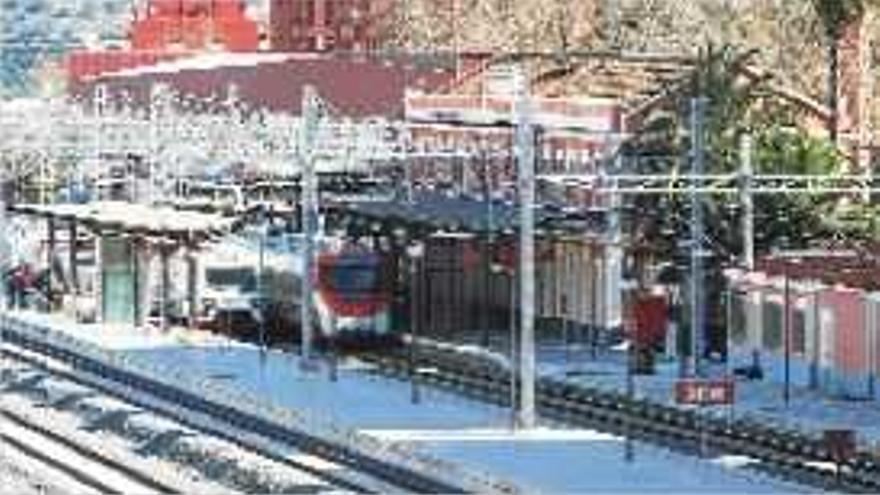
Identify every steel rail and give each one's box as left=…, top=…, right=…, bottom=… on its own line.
left=0, top=343, right=422, bottom=494
left=0, top=325, right=506, bottom=494
left=357, top=346, right=880, bottom=493
left=0, top=407, right=179, bottom=494
left=0, top=349, right=375, bottom=494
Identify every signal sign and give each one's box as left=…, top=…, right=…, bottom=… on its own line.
left=675, top=379, right=735, bottom=406
left=823, top=429, right=856, bottom=462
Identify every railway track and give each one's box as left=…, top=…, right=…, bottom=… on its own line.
left=0, top=320, right=515, bottom=494
left=0, top=407, right=179, bottom=495
left=358, top=343, right=880, bottom=493
left=1, top=352, right=352, bottom=495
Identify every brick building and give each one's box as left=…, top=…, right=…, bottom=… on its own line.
left=66, top=0, right=261, bottom=84
left=130, top=0, right=260, bottom=52
left=269, top=0, right=394, bottom=52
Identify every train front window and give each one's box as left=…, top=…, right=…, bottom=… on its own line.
left=206, top=268, right=257, bottom=292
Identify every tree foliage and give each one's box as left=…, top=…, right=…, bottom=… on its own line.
left=628, top=45, right=843, bottom=267
left=626, top=45, right=844, bottom=352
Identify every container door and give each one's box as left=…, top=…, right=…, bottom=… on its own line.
left=101, top=236, right=136, bottom=325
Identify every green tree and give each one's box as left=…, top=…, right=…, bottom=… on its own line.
left=625, top=45, right=843, bottom=355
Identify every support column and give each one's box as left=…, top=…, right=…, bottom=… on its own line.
left=589, top=243, right=600, bottom=357
left=480, top=160, right=495, bottom=348
left=186, top=246, right=199, bottom=327
left=751, top=290, right=764, bottom=373
left=94, top=232, right=103, bottom=323
left=481, top=231, right=492, bottom=347
left=740, top=134, right=754, bottom=271
left=160, top=243, right=171, bottom=331
left=807, top=288, right=821, bottom=390
left=132, top=238, right=142, bottom=327
left=69, top=222, right=79, bottom=293
left=606, top=178, right=623, bottom=338
left=46, top=216, right=56, bottom=310
left=299, top=86, right=321, bottom=360
left=0, top=182, right=7, bottom=310
left=867, top=294, right=877, bottom=398
left=515, top=66, right=537, bottom=429
left=689, top=97, right=707, bottom=378
left=133, top=239, right=152, bottom=328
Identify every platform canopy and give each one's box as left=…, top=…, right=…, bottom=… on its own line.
left=9, top=201, right=236, bottom=244
left=339, top=193, right=608, bottom=240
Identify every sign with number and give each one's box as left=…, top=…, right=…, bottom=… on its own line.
left=675, top=379, right=735, bottom=405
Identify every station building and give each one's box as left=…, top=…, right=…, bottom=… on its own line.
left=726, top=252, right=880, bottom=401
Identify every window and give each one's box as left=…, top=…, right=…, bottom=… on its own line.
left=206, top=268, right=256, bottom=292
left=730, top=293, right=748, bottom=345
left=762, top=301, right=783, bottom=351
left=792, top=309, right=806, bottom=355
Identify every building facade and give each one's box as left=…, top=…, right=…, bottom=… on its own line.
left=269, top=0, right=394, bottom=52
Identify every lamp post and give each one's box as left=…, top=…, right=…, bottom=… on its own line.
left=407, top=240, right=425, bottom=404
left=772, top=249, right=811, bottom=407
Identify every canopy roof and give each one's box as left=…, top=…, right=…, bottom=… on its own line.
left=10, top=201, right=235, bottom=243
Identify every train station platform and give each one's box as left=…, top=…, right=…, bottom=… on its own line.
left=1, top=309, right=810, bottom=493
left=443, top=331, right=880, bottom=453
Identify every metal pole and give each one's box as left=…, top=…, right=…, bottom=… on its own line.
left=0, top=181, right=7, bottom=311
left=404, top=128, right=413, bottom=202
left=515, top=66, right=537, bottom=429
left=725, top=287, right=733, bottom=378
left=409, top=252, right=421, bottom=404
left=590, top=243, right=599, bottom=359
left=689, top=97, right=706, bottom=378
left=39, top=151, right=46, bottom=205
left=740, top=134, right=754, bottom=271
left=510, top=265, right=518, bottom=429
left=92, top=85, right=106, bottom=201
left=867, top=294, right=876, bottom=399
left=564, top=245, right=572, bottom=371
left=482, top=149, right=493, bottom=349
left=329, top=313, right=338, bottom=383
left=131, top=238, right=141, bottom=327
left=187, top=249, right=198, bottom=328
left=258, top=208, right=267, bottom=350
left=46, top=217, right=55, bottom=311
left=149, top=85, right=162, bottom=205
left=783, top=265, right=791, bottom=407
left=160, top=244, right=170, bottom=331
left=699, top=403, right=708, bottom=458
left=625, top=346, right=635, bottom=462
left=810, top=289, right=820, bottom=390
left=299, top=86, right=322, bottom=361
left=69, top=223, right=79, bottom=295
left=607, top=170, right=623, bottom=344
